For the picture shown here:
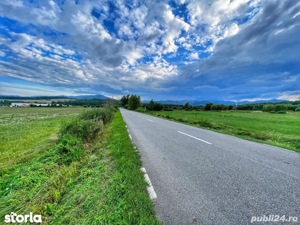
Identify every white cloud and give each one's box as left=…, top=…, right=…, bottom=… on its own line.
left=0, top=0, right=299, bottom=101
left=189, top=52, right=199, bottom=60
left=223, top=23, right=239, bottom=38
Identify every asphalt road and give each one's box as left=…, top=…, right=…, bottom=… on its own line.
left=120, top=109, right=300, bottom=225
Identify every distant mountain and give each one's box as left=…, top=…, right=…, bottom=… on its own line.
left=72, top=94, right=109, bottom=99
left=0, top=95, right=73, bottom=100
left=0, top=94, right=110, bottom=100
left=155, top=99, right=284, bottom=106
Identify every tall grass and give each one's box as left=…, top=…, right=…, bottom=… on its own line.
left=0, top=107, right=86, bottom=176
left=0, top=107, right=160, bottom=224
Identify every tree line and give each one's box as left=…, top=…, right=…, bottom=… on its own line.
left=120, top=95, right=300, bottom=113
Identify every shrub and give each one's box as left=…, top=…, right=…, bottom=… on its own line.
left=61, top=118, right=104, bottom=142
left=262, top=104, right=275, bottom=112
left=204, top=103, right=213, bottom=111
left=275, top=104, right=287, bottom=112
left=295, top=107, right=300, bottom=112
left=80, top=107, right=115, bottom=124
left=136, top=107, right=147, bottom=113
left=56, top=134, right=84, bottom=164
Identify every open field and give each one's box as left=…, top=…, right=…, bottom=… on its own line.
left=0, top=107, right=86, bottom=175
left=0, top=107, right=159, bottom=224
left=150, top=110, right=300, bottom=152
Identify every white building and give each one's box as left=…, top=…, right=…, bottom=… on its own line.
left=10, top=103, right=30, bottom=107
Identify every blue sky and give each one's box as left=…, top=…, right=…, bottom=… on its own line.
left=0, top=0, right=299, bottom=101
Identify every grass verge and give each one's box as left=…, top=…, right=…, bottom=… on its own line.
left=0, top=108, right=160, bottom=224
left=149, top=110, right=300, bottom=153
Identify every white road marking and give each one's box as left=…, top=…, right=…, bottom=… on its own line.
left=177, top=131, right=212, bottom=145
left=129, top=134, right=132, bottom=140
left=141, top=167, right=157, bottom=199
left=147, top=119, right=154, bottom=123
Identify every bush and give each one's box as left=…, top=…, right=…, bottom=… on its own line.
left=295, top=107, right=300, bottom=112
left=136, top=107, right=147, bottom=113
left=204, top=103, right=213, bottom=111
left=56, top=106, right=116, bottom=164
left=275, top=104, right=287, bottom=112
left=80, top=107, right=115, bottom=124
left=61, top=118, right=104, bottom=142
left=262, top=104, right=275, bottom=112
left=56, top=134, right=84, bottom=164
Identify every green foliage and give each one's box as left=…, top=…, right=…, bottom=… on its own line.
left=262, top=104, right=275, bottom=112
left=0, top=100, right=12, bottom=106
left=204, top=102, right=213, bottom=110
left=237, top=104, right=254, bottom=110
left=128, top=94, right=141, bottom=110
left=56, top=134, right=84, bottom=164
left=136, top=106, right=148, bottom=113
left=1, top=108, right=160, bottom=224
left=80, top=107, right=116, bottom=124
left=120, top=95, right=130, bottom=107
left=120, top=94, right=142, bottom=110
left=0, top=107, right=86, bottom=176
left=51, top=98, right=119, bottom=107
left=61, top=118, right=104, bottom=142
left=295, top=107, right=300, bottom=112
left=212, top=104, right=228, bottom=111
left=183, top=102, right=191, bottom=110
left=275, top=104, right=287, bottom=112
left=147, top=99, right=163, bottom=111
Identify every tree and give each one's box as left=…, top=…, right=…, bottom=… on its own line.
left=120, top=95, right=129, bottom=108
left=148, top=99, right=155, bottom=111
left=262, top=104, right=275, bottom=112
left=275, top=104, right=287, bottom=112
left=128, top=95, right=141, bottom=110
left=204, top=102, right=213, bottom=111
left=153, top=102, right=163, bottom=111
left=183, top=102, right=191, bottom=110
left=147, top=99, right=163, bottom=111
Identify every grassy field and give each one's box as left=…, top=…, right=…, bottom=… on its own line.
left=0, top=107, right=86, bottom=175
left=0, top=107, right=160, bottom=224
left=150, top=110, right=300, bottom=152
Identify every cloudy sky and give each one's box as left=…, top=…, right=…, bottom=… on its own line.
left=0, top=0, right=299, bottom=101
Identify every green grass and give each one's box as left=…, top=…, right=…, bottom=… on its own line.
left=0, top=108, right=160, bottom=224
left=0, top=107, right=86, bottom=175
left=150, top=110, right=300, bottom=152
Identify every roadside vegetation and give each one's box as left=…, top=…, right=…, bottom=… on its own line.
left=0, top=107, right=86, bottom=175
left=120, top=95, right=300, bottom=153
left=0, top=106, right=160, bottom=224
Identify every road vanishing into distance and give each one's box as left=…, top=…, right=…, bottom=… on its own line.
left=120, top=109, right=300, bottom=225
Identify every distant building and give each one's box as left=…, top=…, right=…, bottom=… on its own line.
left=35, top=103, right=49, bottom=107
left=10, top=103, right=49, bottom=107
left=10, top=103, right=30, bottom=107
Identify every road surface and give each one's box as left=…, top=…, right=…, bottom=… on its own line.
left=120, top=109, right=300, bottom=225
